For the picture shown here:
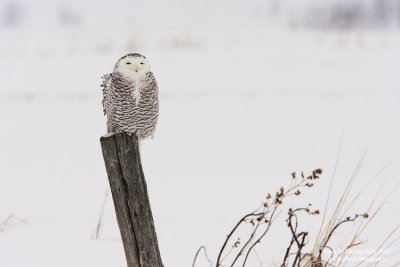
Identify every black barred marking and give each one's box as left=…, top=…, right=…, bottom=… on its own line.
left=121, top=53, right=146, bottom=59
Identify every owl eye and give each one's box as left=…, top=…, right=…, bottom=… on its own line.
left=126, top=62, right=131, bottom=65
left=140, top=62, right=144, bottom=65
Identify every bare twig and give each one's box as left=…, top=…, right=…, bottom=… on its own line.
left=192, top=246, right=212, bottom=267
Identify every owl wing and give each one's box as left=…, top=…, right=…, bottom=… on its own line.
left=138, top=72, right=159, bottom=139
left=101, top=73, right=112, bottom=115
left=142, top=72, right=158, bottom=93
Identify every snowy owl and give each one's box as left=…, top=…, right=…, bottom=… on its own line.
left=101, top=53, right=159, bottom=140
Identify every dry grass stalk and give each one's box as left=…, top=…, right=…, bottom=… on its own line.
left=0, top=214, right=28, bottom=232
left=91, top=191, right=109, bottom=240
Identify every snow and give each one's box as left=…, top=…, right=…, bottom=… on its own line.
left=101, top=133, right=115, bottom=138
left=1, top=3, right=400, bottom=266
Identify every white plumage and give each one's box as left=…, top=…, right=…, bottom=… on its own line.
left=101, top=53, right=159, bottom=140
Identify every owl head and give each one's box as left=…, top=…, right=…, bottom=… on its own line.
left=114, top=53, right=151, bottom=81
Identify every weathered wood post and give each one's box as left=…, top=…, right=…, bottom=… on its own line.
left=100, top=133, right=163, bottom=267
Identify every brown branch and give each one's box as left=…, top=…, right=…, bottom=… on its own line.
left=216, top=212, right=264, bottom=266
left=241, top=206, right=280, bottom=266
left=241, top=173, right=322, bottom=267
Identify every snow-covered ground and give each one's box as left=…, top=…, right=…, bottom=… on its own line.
left=1, top=13, right=400, bottom=267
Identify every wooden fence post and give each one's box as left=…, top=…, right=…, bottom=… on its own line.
left=100, top=133, right=163, bottom=267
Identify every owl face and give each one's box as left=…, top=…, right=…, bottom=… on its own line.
left=114, top=53, right=151, bottom=81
